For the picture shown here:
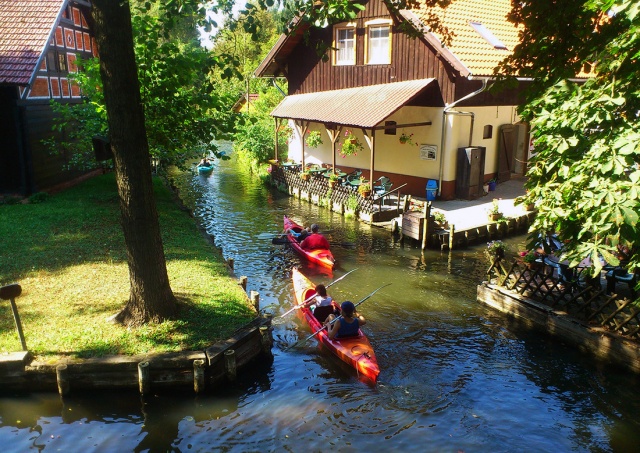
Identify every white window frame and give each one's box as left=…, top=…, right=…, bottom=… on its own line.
left=334, top=23, right=356, bottom=66
left=365, top=19, right=392, bottom=65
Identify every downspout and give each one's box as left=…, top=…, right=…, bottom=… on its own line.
left=271, top=77, right=286, bottom=97
left=437, top=78, right=488, bottom=196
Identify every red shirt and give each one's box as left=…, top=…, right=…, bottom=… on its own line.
left=300, top=233, right=330, bottom=250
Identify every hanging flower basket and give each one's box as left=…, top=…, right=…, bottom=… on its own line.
left=340, top=130, right=364, bottom=157
left=305, top=130, right=323, bottom=148
left=399, top=131, right=415, bottom=145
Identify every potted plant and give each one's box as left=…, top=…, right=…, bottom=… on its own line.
left=399, top=131, right=415, bottom=145
left=519, top=250, right=539, bottom=269
left=487, top=198, right=503, bottom=221
left=305, top=130, right=323, bottom=148
left=433, top=211, right=448, bottom=229
left=328, top=172, right=340, bottom=188
left=486, top=240, right=507, bottom=260
left=487, top=178, right=497, bottom=191
left=340, top=130, right=364, bottom=157
left=358, top=180, right=371, bottom=197
left=300, top=170, right=311, bottom=181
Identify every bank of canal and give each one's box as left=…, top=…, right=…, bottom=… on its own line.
left=1, top=146, right=639, bottom=451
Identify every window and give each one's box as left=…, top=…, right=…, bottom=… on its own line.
left=469, top=22, right=507, bottom=50
left=384, top=121, right=397, bottom=135
left=367, top=25, right=390, bottom=64
left=57, top=52, right=67, bottom=72
left=335, top=27, right=355, bottom=65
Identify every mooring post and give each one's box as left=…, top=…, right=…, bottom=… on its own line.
left=239, top=276, right=247, bottom=290
left=193, top=359, right=205, bottom=394
left=250, top=291, right=259, bottom=311
left=0, top=283, right=27, bottom=351
left=422, top=202, right=431, bottom=250
left=56, top=364, right=69, bottom=396
left=448, top=225, right=455, bottom=250
left=138, top=361, right=150, bottom=395
left=224, top=349, right=237, bottom=381
left=259, top=325, right=273, bottom=355
left=227, top=258, right=234, bottom=270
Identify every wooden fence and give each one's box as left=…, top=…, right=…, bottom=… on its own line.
left=487, top=257, right=640, bottom=342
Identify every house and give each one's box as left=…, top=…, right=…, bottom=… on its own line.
left=0, top=0, right=96, bottom=197
left=254, top=0, right=531, bottom=201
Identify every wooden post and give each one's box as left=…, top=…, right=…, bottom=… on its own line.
left=421, top=202, right=431, bottom=250
left=239, top=276, right=247, bottom=290
left=0, top=283, right=27, bottom=351
left=448, top=224, right=455, bottom=250
left=260, top=325, right=272, bottom=355
left=138, top=361, right=150, bottom=395
left=227, top=258, right=234, bottom=270
left=250, top=291, right=259, bottom=312
left=56, top=364, right=69, bottom=396
left=193, top=359, right=205, bottom=394
left=224, top=349, right=237, bottom=381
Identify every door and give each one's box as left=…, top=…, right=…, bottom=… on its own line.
left=498, top=124, right=516, bottom=182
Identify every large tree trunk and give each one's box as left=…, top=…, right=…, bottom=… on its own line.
left=92, top=0, right=176, bottom=325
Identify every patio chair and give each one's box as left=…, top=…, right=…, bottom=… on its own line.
left=373, top=176, right=392, bottom=196
left=605, top=267, right=638, bottom=298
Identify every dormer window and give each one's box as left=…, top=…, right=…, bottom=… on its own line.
left=334, top=24, right=356, bottom=65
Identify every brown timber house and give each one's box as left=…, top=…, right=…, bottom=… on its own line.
left=255, top=0, right=531, bottom=201
left=0, top=0, right=96, bottom=197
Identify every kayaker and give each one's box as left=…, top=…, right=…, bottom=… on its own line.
left=300, top=224, right=330, bottom=250
left=325, top=301, right=365, bottom=339
left=311, top=284, right=339, bottom=323
left=287, top=226, right=310, bottom=242
left=198, top=157, right=211, bottom=166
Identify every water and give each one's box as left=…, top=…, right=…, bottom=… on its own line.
left=2, top=145, right=639, bottom=452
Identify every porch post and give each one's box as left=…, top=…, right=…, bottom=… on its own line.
left=273, top=117, right=279, bottom=162
left=294, top=121, right=309, bottom=169
left=363, top=128, right=375, bottom=183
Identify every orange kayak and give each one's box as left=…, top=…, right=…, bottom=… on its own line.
left=283, top=215, right=335, bottom=269
left=291, top=267, right=379, bottom=383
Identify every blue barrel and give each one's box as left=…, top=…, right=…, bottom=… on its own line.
left=426, top=179, right=438, bottom=201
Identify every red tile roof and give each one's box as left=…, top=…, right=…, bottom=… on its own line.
left=0, top=0, right=65, bottom=85
left=411, top=0, right=521, bottom=77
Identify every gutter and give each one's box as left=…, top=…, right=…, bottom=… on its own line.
left=437, top=77, right=488, bottom=196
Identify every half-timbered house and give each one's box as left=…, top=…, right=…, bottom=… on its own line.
left=255, top=0, right=530, bottom=201
left=0, top=0, right=96, bottom=197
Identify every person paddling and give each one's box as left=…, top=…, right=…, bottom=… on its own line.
left=300, top=224, right=330, bottom=250
left=324, top=301, right=365, bottom=339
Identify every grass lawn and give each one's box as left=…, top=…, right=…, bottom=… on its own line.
left=0, top=173, right=255, bottom=362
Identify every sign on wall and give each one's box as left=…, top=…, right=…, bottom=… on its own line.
left=419, top=144, right=437, bottom=160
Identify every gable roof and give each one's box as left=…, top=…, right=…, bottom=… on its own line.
left=255, top=0, right=520, bottom=79
left=0, top=0, right=65, bottom=86
left=270, top=78, right=437, bottom=129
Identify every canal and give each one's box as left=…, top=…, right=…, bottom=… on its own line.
left=1, top=146, right=639, bottom=452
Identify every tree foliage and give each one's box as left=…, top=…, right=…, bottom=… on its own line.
left=502, top=0, right=640, bottom=276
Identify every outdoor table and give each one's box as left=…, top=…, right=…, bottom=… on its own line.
left=308, top=167, right=325, bottom=176
left=323, top=169, right=346, bottom=178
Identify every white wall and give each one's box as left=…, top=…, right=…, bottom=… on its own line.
left=284, top=104, right=519, bottom=181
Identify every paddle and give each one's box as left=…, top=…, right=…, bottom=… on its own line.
left=271, top=237, right=356, bottom=248
left=285, top=283, right=392, bottom=351
left=280, top=268, right=358, bottom=318
left=257, top=231, right=332, bottom=240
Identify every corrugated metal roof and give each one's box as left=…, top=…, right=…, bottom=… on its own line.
left=0, top=0, right=64, bottom=85
left=271, top=78, right=436, bottom=128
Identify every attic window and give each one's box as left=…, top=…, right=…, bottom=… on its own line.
left=469, top=22, right=507, bottom=50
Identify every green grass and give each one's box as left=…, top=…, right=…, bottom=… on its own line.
left=0, top=173, right=255, bottom=361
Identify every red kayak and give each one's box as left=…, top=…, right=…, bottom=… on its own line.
left=291, top=267, right=379, bottom=383
left=283, top=215, right=335, bottom=269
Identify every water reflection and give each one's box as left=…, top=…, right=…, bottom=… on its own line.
left=2, top=147, right=640, bottom=451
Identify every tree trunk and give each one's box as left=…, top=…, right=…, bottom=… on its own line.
left=91, top=0, right=176, bottom=325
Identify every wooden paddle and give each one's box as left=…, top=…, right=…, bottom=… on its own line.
left=279, top=268, right=358, bottom=318
left=285, top=283, right=392, bottom=351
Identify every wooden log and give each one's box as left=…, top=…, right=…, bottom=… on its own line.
left=56, top=364, right=69, bottom=396
left=224, top=349, right=237, bottom=381
left=138, top=361, right=150, bottom=395
left=250, top=291, right=260, bottom=312
left=193, top=359, right=205, bottom=394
